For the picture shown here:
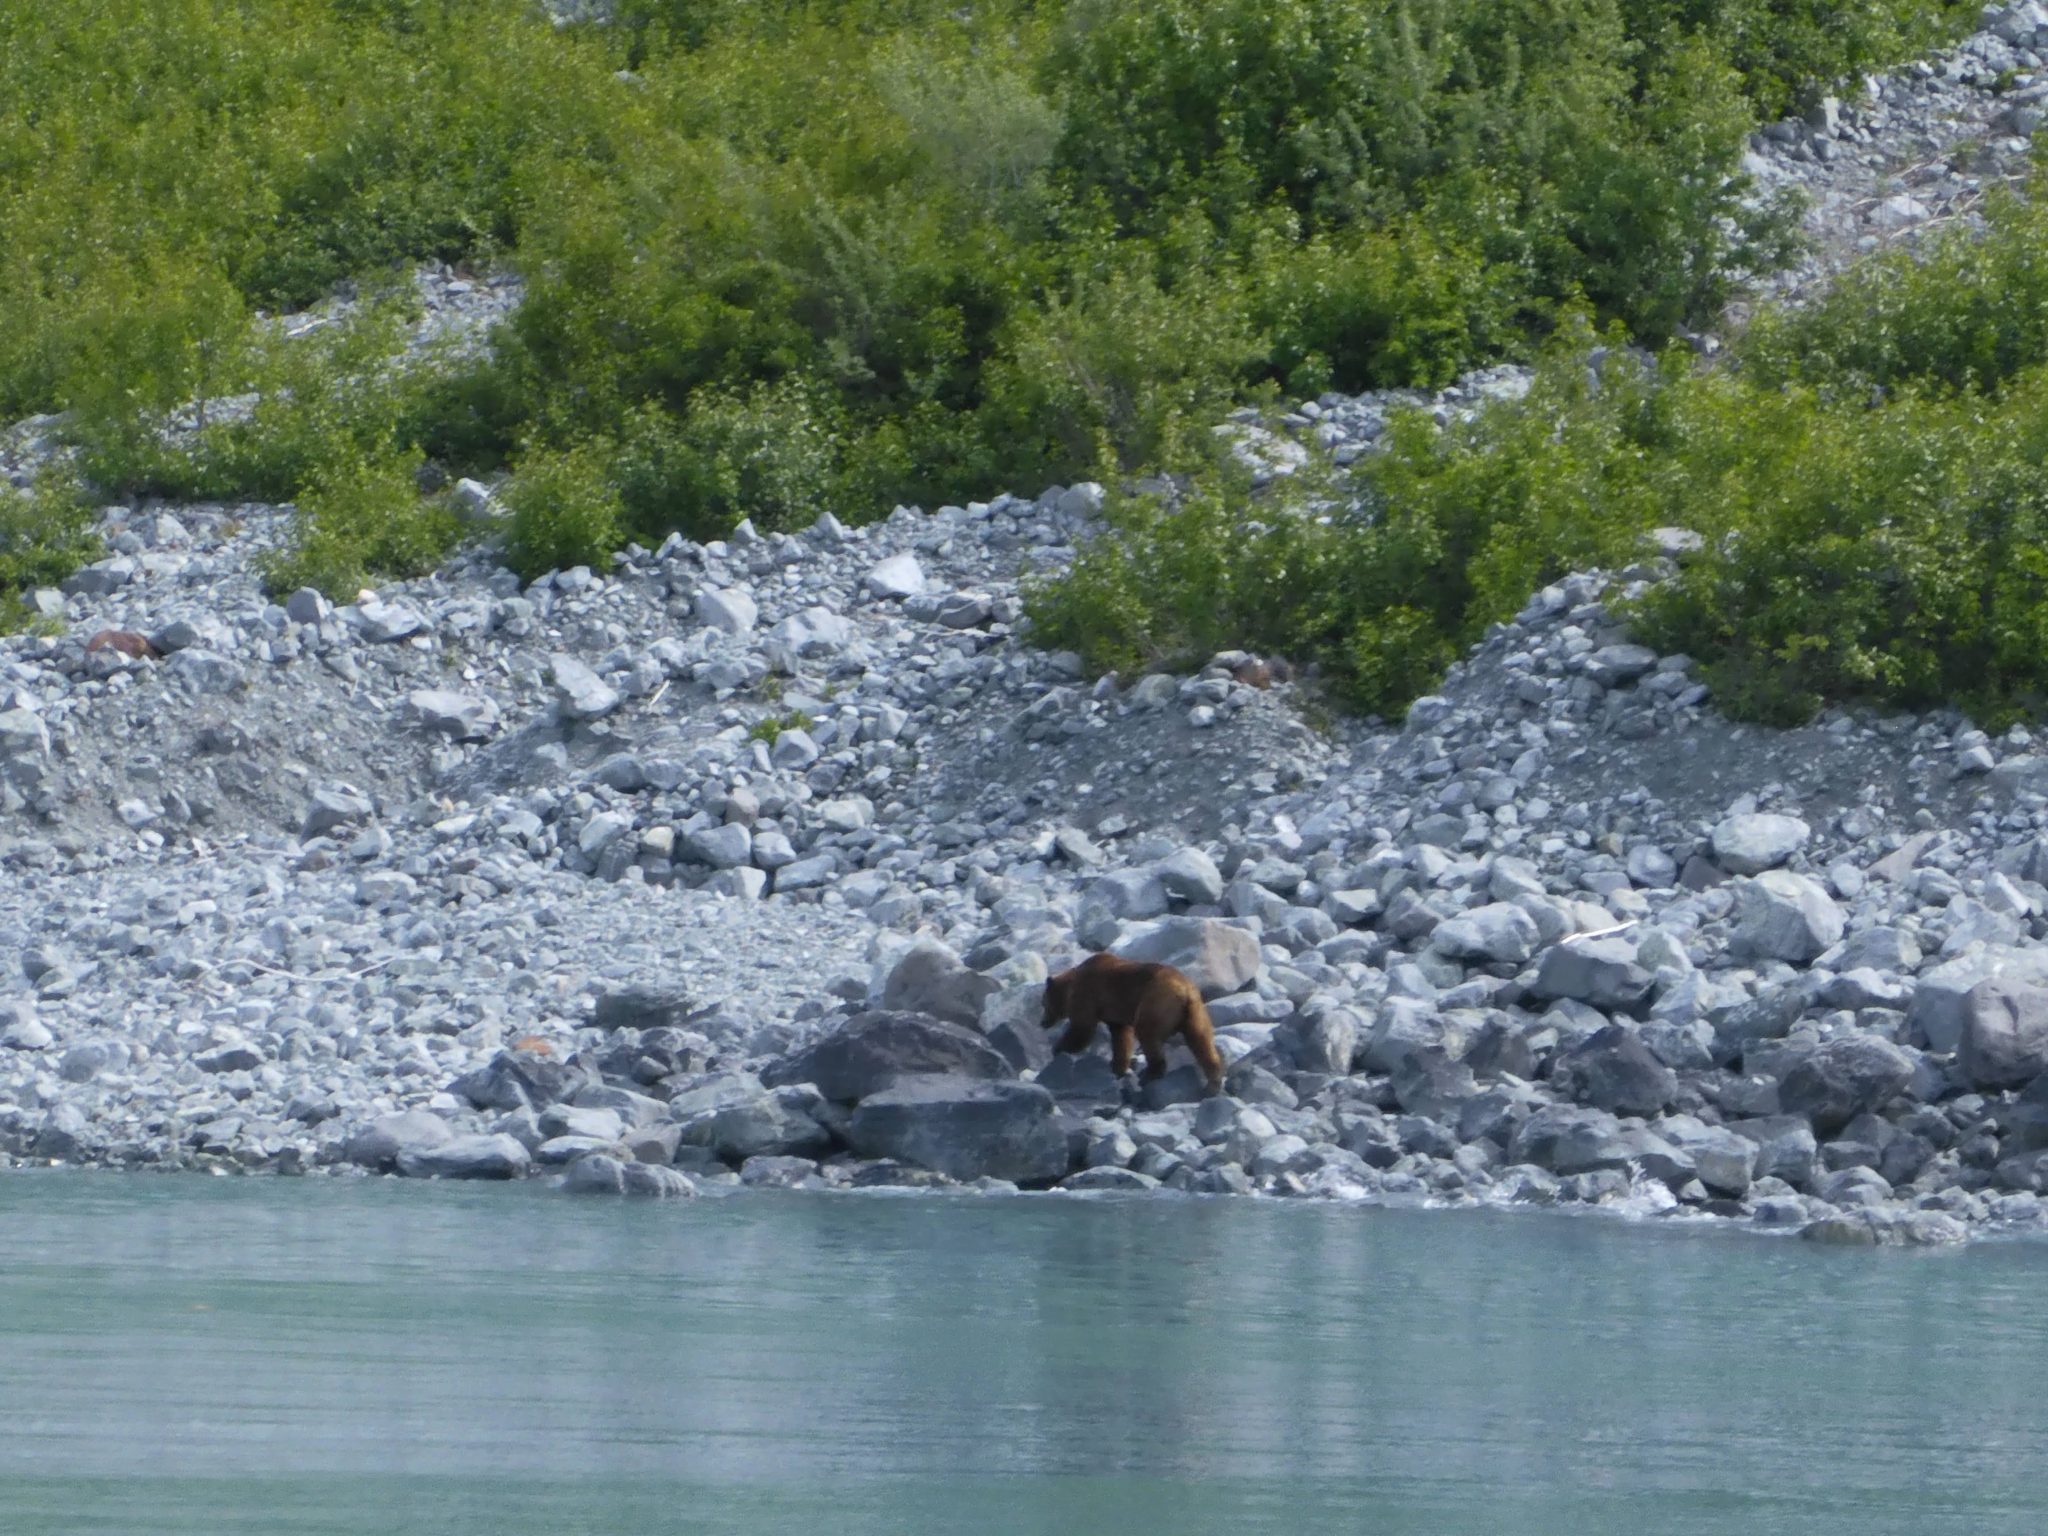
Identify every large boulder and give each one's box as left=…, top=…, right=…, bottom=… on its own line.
left=674, top=1086, right=833, bottom=1162
left=847, top=1076, right=1069, bottom=1183
left=396, top=1134, right=530, bottom=1180
left=1777, top=1036, right=1914, bottom=1134
left=1114, top=918, right=1261, bottom=997
left=1711, top=813, right=1810, bottom=875
left=980, top=984, right=1056, bottom=1075
left=1507, top=1105, right=1634, bottom=1175
left=762, top=1011, right=1010, bottom=1102
left=591, top=985, right=702, bottom=1033
left=1553, top=1024, right=1677, bottom=1117
left=449, top=1049, right=587, bottom=1112
left=1730, top=871, right=1844, bottom=963
left=1431, top=902, right=1541, bottom=965
left=880, top=939, right=998, bottom=1027
left=1729, top=1115, right=1820, bottom=1189
left=1361, top=998, right=1466, bottom=1076
left=1656, top=1115, right=1757, bottom=1197
left=346, top=1110, right=454, bottom=1171
left=1154, top=847, right=1225, bottom=905
left=1530, top=935, right=1653, bottom=1012
left=407, top=689, right=501, bottom=742
left=1957, top=979, right=2048, bottom=1089
left=1910, top=947, right=2048, bottom=1054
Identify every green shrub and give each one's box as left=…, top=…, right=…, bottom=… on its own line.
left=261, top=446, right=455, bottom=598
left=501, top=438, right=624, bottom=579
left=0, top=470, right=100, bottom=603
left=1744, top=175, right=2048, bottom=397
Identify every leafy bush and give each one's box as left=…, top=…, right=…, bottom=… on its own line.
left=0, top=470, right=100, bottom=604
left=500, top=438, right=624, bottom=580
left=1744, top=175, right=2048, bottom=397
left=262, top=447, right=456, bottom=598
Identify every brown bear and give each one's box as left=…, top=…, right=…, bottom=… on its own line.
left=1042, top=952, right=1226, bottom=1094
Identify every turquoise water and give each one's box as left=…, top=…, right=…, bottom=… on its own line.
left=1, top=1172, right=2044, bottom=1536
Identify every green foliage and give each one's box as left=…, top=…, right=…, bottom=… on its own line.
left=0, top=0, right=1979, bottom=616
left=748, top=710, right=816, bottom=744
left=262, top=446, right=456, bottom=598
left=0, top=471, right=100, bottom=604
left=1744, top=173, right=2048, bottom=396
left=501, top=438, right=624, bottom=580
left=1027, top=330, right=1663, bottom=714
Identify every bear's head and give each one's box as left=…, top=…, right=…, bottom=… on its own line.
left=1041, top=970, right=1073, bottom=1029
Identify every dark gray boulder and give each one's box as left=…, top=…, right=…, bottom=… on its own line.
left=1553, top=1024, right=1678, bottom=1117
left=764, top=1011, right=1010, bottom=1103
left=395, top=1133, right=529, bottom=1180
left=1530, top=937, right=1653, bottom=1013
left=1777, top=1036, right=1915, bottom=1134
left=592, top=986, right=706, bottom=1033
left=449, top=1050, right=587, bottom=1113
left=346, top=1109, right=454, bottom=1171
left=1508, top=1105, right=1635, bottom=1175
left=847, top=1076, right=1070, bottom=1184
left=1958, top=979, right=2048, bottom=1090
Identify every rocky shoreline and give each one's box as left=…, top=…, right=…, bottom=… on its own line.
left=12, top=8, right=2048, bottom=1248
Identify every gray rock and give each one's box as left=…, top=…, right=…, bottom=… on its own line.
left=1778, top=1036, right=1915, bottom=1134
left=683, top=823, right=752, bottom=870
left=284, top=587, right=331, bottom=625
left=847, top=1076, right=1068, bottom=1183
left=1154, top=848, right=1225, bottom=905
left=1731, top=872, right=1844, bottom=963
left=1583, top=644, right=1658, bottom=686
left=1508, top=1105, right=1634, bottom=1175
left=696, top=587, right=758, bottom=635
left=0, top=708, right=50, bottom=761
left=449, top=1049, right=585, bottom=1112
left=1958, top=979, right=2048, bottom=1089
left=980, top=984, right=1056, bottom=1075
left=163, top=648, right=242, bottom=695
left=1657, top=1116, right=1756, bottom=1196
left=592, top=986, right=702, bottom=1033
left=1711, top=813, right=1811, bottom=875
left=302, top=783, right=374, bottom=838
left=551, top=654, right=620, bottom=720
left=1114, top=918, right=1261, bottom=997
left=676, top=1088, right=832, bottom=1162
left=1911, top=948, right=2048, bottom=1054
left=354, top=596, right=425, bottom=642
left=59, top=1040, right=119, bottom=1083
left=763, top=1011, right=1011, bottom=1102
left=766, top=606, right=851, bottom=661
left=346, top=1110, right=455, bottom=1171
left=196, top=1042, right=264, bottom=1074
left=33, top=1103, right=95, bottom=1162
left=881, top=939, right=998, bottom=1027
left=408, top=689, right=501, bottom=742
left=865, top=553, right=926, bottom=598
left=396, top=1133, right=530, bottom=1180
left=1554, top=1025, right=1678, bottom=1116
left=1530, top=935, right=1653, bottom=1012
left=1431, top=901, right=1541, bottom=965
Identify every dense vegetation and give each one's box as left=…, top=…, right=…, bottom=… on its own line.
left=1036, top=179, right=2048, bottom=726
left=6, top=0, right=2021, bottom=726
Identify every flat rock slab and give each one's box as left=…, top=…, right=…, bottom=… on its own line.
left=847, top=1075, right=1069, bottom=1184
left=763, top=1011, right=1011, bottom=1102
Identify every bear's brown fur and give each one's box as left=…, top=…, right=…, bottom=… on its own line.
left=1042, top=952, right=1225, bottom=1094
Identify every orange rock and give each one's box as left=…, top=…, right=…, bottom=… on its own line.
left=509, top=1035, right=554, bottom=1056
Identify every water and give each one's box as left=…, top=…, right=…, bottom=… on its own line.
left=3, top=1174, right=2046, bottom=1536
